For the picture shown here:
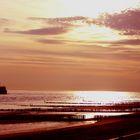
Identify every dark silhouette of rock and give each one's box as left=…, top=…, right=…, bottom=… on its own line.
left=0, top=86, right=7, bottom=94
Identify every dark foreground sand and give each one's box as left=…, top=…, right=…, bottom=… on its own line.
left=0, top=113, right=140, bottom=140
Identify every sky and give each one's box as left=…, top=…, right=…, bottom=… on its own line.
left=0, top=0, right=140, bottom=91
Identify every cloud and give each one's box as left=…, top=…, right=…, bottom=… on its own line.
left=96, top=39, right=140, bottom=46
left=0, top=18, right=11, bottom=27
left=28, top=43, right=140, bottom=62
left=37, top=39, right=64, bottom=44
left=35, top=35, right=140, bottom=49
left=4, top=9, right=140, bottom=37
left=93, top=9, right=140, bottom=35
left=29, top=16, right=88, bottom=27
left=112, top=39, right=140, bottom=46
left=121, top=30, right=140, bottom=35
left=1, top=42, right=140, bottom=69
left=29, top=9, right=140, bottom=36
left=79, top=46, right=140, bottom=61
left=4, top=16, right=87, bottom=36
left=4, top=27, right=69, bottom=35
left=29, top=16, right=87, bottom=22
left=36, top=38, right=83, bottom=44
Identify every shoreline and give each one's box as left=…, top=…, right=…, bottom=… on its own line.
left=0, top=110, right=135, bottom=121
left=0, top=112, right=140, bottom=140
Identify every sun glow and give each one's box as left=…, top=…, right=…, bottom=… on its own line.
left=67, top=25, right=120, bottom=41
left=61, top=0, right=139, bottom=18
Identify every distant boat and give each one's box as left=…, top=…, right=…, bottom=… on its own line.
left=0, top=86, right=7, bottom=94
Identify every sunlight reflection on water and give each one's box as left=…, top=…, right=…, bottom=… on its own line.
left=72, top=91, right=139, bottom=104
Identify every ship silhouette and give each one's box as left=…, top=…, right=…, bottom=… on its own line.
left=0, top=86, right=7, bottom=94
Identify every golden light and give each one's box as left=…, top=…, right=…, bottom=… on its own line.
left=73, top=91, right=131, bottom=104
left=66, top=25, right=121, bottom=42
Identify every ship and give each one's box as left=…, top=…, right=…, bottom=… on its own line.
left=0, top=86, right=7, bottom=94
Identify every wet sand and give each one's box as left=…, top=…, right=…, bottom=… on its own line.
left=0, top=113, right=140, bottom=140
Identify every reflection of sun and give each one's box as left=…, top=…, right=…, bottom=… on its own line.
left=73, top=91, right=130, bottom=104
left=61, top=0, right=139, bottom=18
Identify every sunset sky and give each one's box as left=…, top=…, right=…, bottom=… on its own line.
left=0, top=0, right=140, bottom=91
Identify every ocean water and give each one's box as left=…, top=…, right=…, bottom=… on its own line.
left=0, top=90, right=139, bottom=135
left=0, top=90, right=140, bottom=110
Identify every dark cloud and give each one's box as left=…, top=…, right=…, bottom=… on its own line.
left=4, top=27, right=69, bottom=35
left=93, top=9, right=140, bottom=35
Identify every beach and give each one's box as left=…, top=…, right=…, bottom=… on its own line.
left=0, top=112, right=140, bottom=140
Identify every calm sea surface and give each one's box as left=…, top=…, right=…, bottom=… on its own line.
left=0, top=90, right=140, bottom=109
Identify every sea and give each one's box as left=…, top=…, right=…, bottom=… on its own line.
left=0, top=90, right=140, bottom=135
left=0, top=90, right=140, bottom=109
